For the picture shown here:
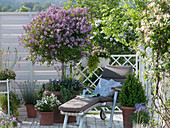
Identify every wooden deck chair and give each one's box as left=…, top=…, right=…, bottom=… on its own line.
left=59, top=66, right=133, bottom=128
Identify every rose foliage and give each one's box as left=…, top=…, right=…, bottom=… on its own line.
left=19, top=4, right=93, bottom=66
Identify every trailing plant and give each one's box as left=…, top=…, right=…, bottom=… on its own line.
left=87, top=55, right=100, bottom=74
left=0, top=69, right=16, bottom=80
left=87, top=46, right=110, bottom=74
left=119, top=73, right=146, bottom=107
left=18, top=80, right=39, bottom=105
left=19, top=4, right=93, bottom=80
left=0, top=91, right=21, bottom=117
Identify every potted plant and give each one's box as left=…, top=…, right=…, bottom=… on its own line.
left=130, top=103, right=150, bottom=128
left=119, top=73, right=146, bottom=128
left=0, top=69, right=16, bottom=91
left=86, top=46, right=110, bottom=74
left=0, top=91, right=21, bottom=117
left=19, top=4, right=93, bottom=80
left=35, top=94, right=61, bottom=125
left=19, top=81, right=39, bottom=118
left=0, top=117, right=21, bottom=128
left=44, top=78, right=82, bottom=123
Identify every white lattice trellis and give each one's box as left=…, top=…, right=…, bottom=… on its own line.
left=72, top=54, right=138, bottom=113
left=73, top=54, right=138, bottom=88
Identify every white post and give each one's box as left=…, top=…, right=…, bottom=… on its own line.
left=29, top=14, right=33, bottom=84
left=7, top=79, right=10, bottom=117
left=136, top=54, right=138, bottom=77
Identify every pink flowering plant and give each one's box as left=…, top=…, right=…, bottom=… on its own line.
left=0, top=69, right=16, bottom=80
left=136, top=0, right=169, bottom=127
left=19, top=4, right=93, bottom=80
left=0, top=117, right=21, bottom=128
left=87, top=46, right=110, bottom=74
left=91, top=46, right=110, bottom=58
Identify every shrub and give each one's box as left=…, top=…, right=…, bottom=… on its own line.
left=119, top=73, right=146, bottom=107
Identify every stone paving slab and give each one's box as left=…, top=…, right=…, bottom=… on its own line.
left=19, top=113, right=123, bottom=128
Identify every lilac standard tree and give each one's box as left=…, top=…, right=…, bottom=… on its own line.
left=19, top=4, right=93, bottom=80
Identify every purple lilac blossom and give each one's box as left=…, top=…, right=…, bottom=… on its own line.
left=19, top=4, right=93, bottom=65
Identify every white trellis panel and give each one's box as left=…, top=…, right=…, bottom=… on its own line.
left=73, top=54, right=138, bottom=113
left=73, top=54, right=138, bottom=89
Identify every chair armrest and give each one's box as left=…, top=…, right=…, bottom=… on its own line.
left=80, top=86, right=95, bottom=90
left=111, top=87, right=122, bottom=91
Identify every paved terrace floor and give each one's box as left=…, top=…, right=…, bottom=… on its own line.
left=19, top=105, right=123, bottom=128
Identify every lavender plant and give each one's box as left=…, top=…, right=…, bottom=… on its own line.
left=19, top=4, right=93, bottom=80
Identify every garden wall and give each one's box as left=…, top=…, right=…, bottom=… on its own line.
left=0, top=12, right=62, bottom=84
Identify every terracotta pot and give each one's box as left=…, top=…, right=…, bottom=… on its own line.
left=53, top=109, right=76, bottom=123
left=25, top=104, right=37, bottom=118
left=39, top=111, right=54, bottom=125
left=121, top=106, right=136, bottom=128
left=44, top=91, right=77, bottom=123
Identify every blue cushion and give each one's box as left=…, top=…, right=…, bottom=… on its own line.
left=93, top=78, right=122, bottom=97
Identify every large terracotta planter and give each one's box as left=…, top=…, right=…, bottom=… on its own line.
left=44, top=90, right=77, bottom=123
left=39, top=111, right=54, bottom=125
left=121, top=106, right=136, bottom=128
left=25, top=104, right=37, bottom=118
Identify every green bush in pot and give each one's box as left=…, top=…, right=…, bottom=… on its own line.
left=119, top=73, right=147, bottom=128
left=119, top=73, right=146, bottom=107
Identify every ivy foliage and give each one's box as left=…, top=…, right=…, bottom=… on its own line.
left=119, top=73, right=146, bottom=107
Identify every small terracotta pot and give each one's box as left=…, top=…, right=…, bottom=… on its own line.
left=39, top=111, right=54, bottom=125
left=121, top=106, right=136, bottom=128
left=25, top=104, right=37, bottom=118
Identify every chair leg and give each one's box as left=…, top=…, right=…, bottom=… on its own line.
left=76, top=116, right=80, bottom=126
left=109, top=91, right=119, bottom=128
left=79, top=115, right=84, bottom=128
left=63, top=114, right=68, bottom=128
